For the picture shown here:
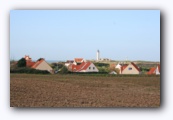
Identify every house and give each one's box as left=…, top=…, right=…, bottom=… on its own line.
left=120, top=62, right=140, bottom=74
left=148, top=65, right=160, bottom=75
left=23, top=55, right=53, bottom=73
left=31, top=58, right=53, bottom=73
left=68, top=59, right=98, bottom=72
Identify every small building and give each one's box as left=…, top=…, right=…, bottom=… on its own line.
left=69, top=60, right=99, bottom=72
left=120, top=62, right=140, bottom=74
left=148, top=65, right=160, bottom=75
left=23, top=55, right=53, bottom=73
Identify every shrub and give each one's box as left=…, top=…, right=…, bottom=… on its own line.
left=94, top=63, right=109, bottom=67
left=59, top=66, right=69, bottom=74
left=17, top=58, right=26, bottom=67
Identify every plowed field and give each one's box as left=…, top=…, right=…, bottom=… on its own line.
left=10, top=74, right=160, bottom=107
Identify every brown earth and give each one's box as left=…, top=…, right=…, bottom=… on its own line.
left=10, top=74, right=160, bottom=107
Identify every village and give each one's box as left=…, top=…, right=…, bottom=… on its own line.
left=9, top=10, right=161, bottom=108
left=10, top=50, right=160, bottom=75
left=10, top=52, right=161, bottom=107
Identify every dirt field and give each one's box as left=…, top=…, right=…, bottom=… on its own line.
left=10, top=74, right=160, bottom=107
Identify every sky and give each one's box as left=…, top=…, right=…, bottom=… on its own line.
left=10, top=10, right=160, bottom=61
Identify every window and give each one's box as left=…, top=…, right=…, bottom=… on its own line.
left=93, top=67, right=95, bottom=69
left=128, top=67, right=132, bottom=70
left=89, top=67, right=91, bottom=69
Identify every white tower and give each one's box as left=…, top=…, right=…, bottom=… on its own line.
left=96, top=50, right=100, bottom=61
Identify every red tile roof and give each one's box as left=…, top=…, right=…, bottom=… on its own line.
left=72, top=61, right=92, bottom=72
left=77, top=62, right=92, bottom=72
left=148, top=67, right=156, bottom=75
left=26, top=61, right=35, bottom=67
left=31, top=59, right=44, bottom=69
left=120, top=65, right=128, bottom=73
left=74, top=58, right=84, bottom=63
left=131, top=62, right=140, bottom=72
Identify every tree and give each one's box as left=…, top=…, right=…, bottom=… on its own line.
left=17, top=58, right=26, bottom=67
left=59, top=66, right=68, bottom=74
left=98, top=67, right=109, bottom=73
left=51, top=63, right=63, bottom=69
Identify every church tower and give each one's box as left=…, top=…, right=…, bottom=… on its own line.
left=96, top=50, right=100, bottom=61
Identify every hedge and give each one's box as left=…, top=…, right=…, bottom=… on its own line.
left=10, top=67, right=50, bottom=74
left=65, top=72, right=160, bottom=77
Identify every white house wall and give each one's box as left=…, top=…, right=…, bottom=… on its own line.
left=115, top=64, right=122, bottom=70
left=65, top=63, right=70, bottom=67
left=156, top=66, right=160, bottom=75
left=85, top=63, right=99, bottom=72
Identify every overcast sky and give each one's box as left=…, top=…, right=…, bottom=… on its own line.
left=10, top=10, right=160, bottom=61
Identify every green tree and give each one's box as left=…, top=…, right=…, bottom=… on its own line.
left=17, top=58, right=26, bottom=67
left=98, top=67, right=108, bottom=73
left=59, top=66, right=68, bottom=74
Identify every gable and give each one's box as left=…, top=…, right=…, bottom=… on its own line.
left=121, top=63, right=140, bottom=74
left=32, top=60, right=52, bottom=71
left=156, top=65, right=160, bottom=74
left=84, top=63, right=98, bottom=72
